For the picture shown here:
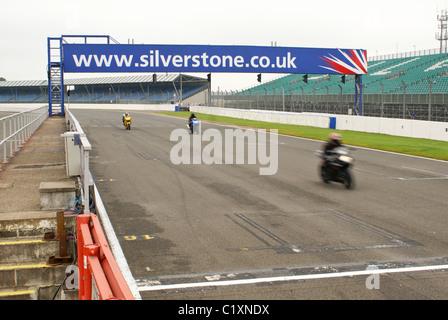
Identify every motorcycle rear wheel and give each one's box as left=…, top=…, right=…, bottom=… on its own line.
left=342, top=170, right=352, bottom=189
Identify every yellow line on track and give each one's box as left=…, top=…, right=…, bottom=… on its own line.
left=0, top=239, right=44, bottom=246
left=0, top=263, right=49, bottom=271
left=0, top=289, right=36, bottom=297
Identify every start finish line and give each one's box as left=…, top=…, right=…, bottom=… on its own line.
left=47, top=35, right=367, bottom=116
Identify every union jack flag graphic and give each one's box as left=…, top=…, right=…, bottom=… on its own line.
left=319, top=49, right=367, bottom=74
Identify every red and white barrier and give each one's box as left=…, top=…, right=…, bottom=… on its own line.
left=77, top=213, right=134, bottom=300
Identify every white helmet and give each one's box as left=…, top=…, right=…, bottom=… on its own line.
left=330, top=133, right=341, bottom=140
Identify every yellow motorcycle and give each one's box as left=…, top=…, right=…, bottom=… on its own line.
left=123, top=115, right=132, bottom=130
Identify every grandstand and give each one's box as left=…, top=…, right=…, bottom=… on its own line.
left=0, top=74, right=209, bottom=105
left=238, top=51, right=448, bottom=95
left=216, top=50, right=448, bottom=121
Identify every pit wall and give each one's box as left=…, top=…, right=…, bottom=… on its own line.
left=190, top=106, right=448, bottom=142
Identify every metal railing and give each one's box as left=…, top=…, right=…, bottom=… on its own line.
left=64, top=108, right=92, bottom=214
left=0, top=106, right=48, bottom=170
left=211, top=91, right=448, bottom=122
left=367, top=47, right=446, bottom=62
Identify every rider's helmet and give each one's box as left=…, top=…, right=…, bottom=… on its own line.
left=330, top=133, right=341, bottom=141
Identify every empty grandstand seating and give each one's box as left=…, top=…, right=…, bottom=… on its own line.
left=242, top=52, right=448, bottom=96
left=0, top=74, right=208, bottom=104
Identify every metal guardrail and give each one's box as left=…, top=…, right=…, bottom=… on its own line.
left=0, top=106, right=48, bottom=171
left=64, top=108, right=92, bottom=215
left=64, top=107, right=141, bottom=300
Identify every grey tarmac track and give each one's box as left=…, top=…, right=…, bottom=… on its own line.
left=72, top=109, right=448, bottom=300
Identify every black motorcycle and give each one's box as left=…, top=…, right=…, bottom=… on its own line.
left=315, top=147, right=354, bottom=189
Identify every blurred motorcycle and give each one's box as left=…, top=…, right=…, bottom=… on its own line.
left=315, top=147, right=354, bottom=189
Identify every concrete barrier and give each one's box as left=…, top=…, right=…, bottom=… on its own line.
left=1, top=103, right=178, bottom=113
left=0, top=104, right=43, bottom=112
left=68, top=103, right=177, bottom=111
left=3, top=103, right=446, bottom=141
left=190, top=106, right=331, bottom=128
left=336, top=115, right=448, bottom=141
left=190, top=106, right=448, bottom=142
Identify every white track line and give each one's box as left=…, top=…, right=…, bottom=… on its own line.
left=138, top=264, right=448, bottom=292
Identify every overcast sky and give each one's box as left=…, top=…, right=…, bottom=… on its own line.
left=1, top=0, right=448, bottom=91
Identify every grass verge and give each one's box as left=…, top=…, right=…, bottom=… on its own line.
left=158, top=111, right=448, bottom=161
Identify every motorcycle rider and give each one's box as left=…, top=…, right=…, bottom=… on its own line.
left=322, top=133, right=342, bottom=168
left=122, top=112, right=130, bottom=125
left=188, top=113, right=197, bottom=133
left=323, top=133, right=342, bottom=154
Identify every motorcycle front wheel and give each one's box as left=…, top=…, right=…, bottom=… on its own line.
left=320, top=166, right=330, bottom=184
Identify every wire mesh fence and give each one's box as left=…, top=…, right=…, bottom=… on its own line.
left=211, top=91, right=448, bottom=122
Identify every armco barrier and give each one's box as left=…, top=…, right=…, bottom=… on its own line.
left=77, top=212, right=134, bottom=300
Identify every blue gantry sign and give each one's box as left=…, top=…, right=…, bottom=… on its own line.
left=63, top=44, right=367, bottom=75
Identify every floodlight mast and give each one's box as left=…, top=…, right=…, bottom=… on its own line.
left=436, top=10, right=448, bottom=53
